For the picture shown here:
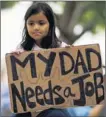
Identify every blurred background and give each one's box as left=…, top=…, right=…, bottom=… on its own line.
left=1, top=1, right=105, bottom=116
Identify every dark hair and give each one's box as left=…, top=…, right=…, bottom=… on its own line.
left=21, top=2, right=61, bottom=51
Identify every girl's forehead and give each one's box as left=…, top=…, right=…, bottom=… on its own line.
left=27, top=12, right=48, bottom=21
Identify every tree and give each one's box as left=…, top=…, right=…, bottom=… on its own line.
left=1, top=1, right=105, bottom=44
left=1, top=1, right=18, bottom=9
left=55, top=1, right=105, bottom=44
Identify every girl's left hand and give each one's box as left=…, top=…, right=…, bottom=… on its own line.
left=65, top=45, right=74, bottom=48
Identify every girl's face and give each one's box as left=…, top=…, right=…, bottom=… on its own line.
left=26, top=12, right=50, bottom=42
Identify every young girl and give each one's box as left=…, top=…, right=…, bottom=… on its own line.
left=13, top=2, right=67, bottom=55
left=12, top=2, right=92, bottom=117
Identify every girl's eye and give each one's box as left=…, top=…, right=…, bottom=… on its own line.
left=39, top=22, right=45, bottom=25
left=28, top=22, right=34, bottom=26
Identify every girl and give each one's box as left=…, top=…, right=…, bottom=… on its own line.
left=12, top=2, right=92, bottom=117
left=13, top=2, right=67, bottom=54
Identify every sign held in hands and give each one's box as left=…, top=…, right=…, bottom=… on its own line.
left=5, top=44, right=105, bottom=113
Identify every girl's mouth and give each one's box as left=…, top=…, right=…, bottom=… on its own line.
left=33, top=32, right=41, bottom=36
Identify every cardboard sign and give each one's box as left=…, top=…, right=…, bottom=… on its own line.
left=5, top=44, right=105, bottom=113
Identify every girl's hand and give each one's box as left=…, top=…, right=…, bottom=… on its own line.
left=11, top=49, right=24, bottom=56
left=65, top=45, right=74, bottom=48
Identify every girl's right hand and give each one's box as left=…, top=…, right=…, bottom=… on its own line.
left=11, top=49, right=24, bottom=56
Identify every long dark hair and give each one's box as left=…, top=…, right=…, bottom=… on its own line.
left=21, top=2, right=61, bottom=51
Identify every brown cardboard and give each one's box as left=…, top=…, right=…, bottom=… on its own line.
left=5, top=44, right=105, bottom=113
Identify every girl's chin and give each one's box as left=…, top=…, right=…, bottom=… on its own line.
left=33, top=37, right=42, bottom=41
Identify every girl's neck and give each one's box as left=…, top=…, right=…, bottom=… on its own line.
left=36, top=40, right=42, bottom=47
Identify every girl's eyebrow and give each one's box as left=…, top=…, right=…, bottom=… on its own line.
left=27, top=20, right=35, bottom=22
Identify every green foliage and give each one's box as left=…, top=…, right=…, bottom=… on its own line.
left=79, top=1, right=105, bottom=34
left=1, top=1, right=18, bottom=9
left=56, top=1, right=65, bottom=8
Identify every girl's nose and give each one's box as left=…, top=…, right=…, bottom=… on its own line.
left=34, top=24, right=40, bottom=30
